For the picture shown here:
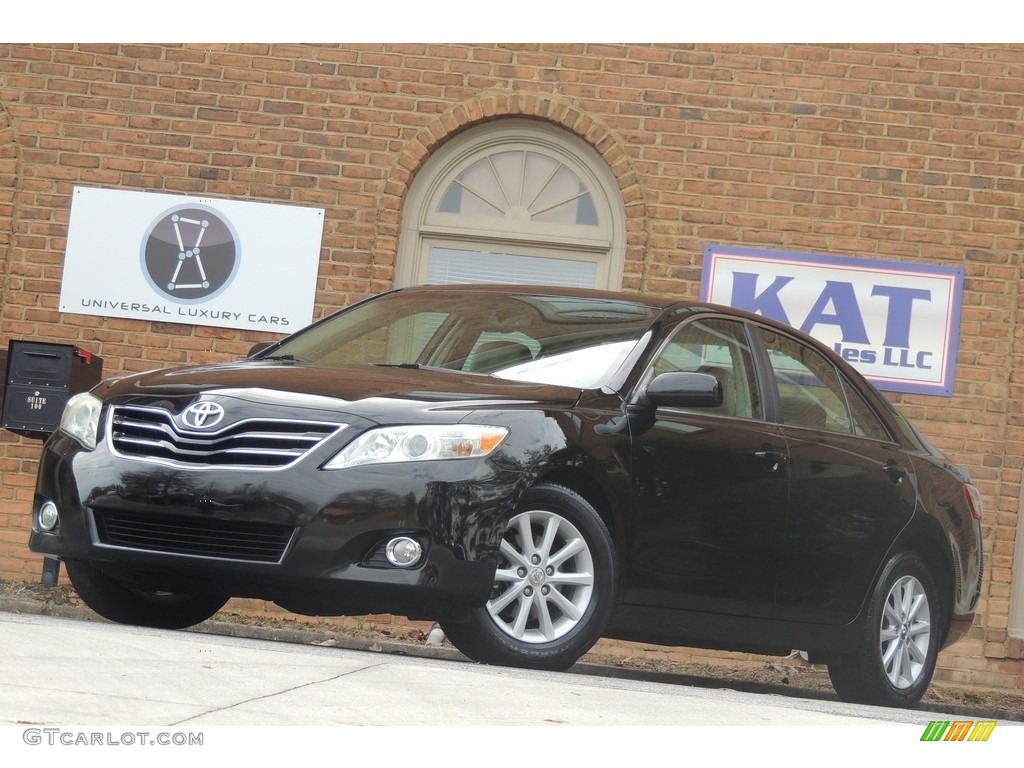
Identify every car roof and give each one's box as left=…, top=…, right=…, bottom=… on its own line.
left=391, top=282, right=684, bottom=310
left=387, top=283, right=778, bottom=327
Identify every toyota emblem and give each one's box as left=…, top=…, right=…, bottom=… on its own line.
left=181, top=401, right=225, bottom=429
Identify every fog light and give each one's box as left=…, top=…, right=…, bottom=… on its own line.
left=38, top=501, right=60, bottom=532
left=385, top=537, right=423, bottom=568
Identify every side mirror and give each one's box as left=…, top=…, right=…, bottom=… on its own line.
left=645, top=371, right=722, bottom=409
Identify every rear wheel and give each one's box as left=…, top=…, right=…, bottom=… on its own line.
left=65, top=560, right=228, bottom=630
left=828, top=551, right=941, bottom=707
left=441, top=484, right=615, bottom=671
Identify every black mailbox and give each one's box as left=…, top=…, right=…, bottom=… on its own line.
left=2, top=341, right=104, bottom=439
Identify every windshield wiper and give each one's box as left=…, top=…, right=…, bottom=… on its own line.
left=374, top=363, right=458, bottom=373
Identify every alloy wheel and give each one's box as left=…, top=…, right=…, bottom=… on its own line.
left=487, top=509, right=595, bottom=644
left=879, top=574, right=932, bottom=689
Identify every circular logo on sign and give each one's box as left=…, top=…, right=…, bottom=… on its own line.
left=141, top=205, right=240, bottom=303
left=181, top=402, right=226, bottom=430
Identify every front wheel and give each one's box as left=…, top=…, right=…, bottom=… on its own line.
left=828, top=551, right=941, bottom=707
left=65, top=560, right=228, bottom=630
left=441, top=484, right=615, bottom=671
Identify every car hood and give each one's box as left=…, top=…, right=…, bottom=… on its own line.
left=94, top=360, right=583, bottom=421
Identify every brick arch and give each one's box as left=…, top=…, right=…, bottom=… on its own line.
left=372, top=94, right=650, bottom=292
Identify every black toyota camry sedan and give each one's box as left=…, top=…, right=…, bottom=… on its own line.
left=30, top=284, right=983, bottom=707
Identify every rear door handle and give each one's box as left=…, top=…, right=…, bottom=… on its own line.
left=882, top=461, right=909, bottom=485
left=755, top=449, right=787, bottom=473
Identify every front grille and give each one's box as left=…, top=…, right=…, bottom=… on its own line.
left=108, top=405, right=343, bottom=468
left=93, top=509, right=295, bottom=564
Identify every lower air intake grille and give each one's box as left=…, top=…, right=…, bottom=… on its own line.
left=93, top=509, right=295, bottom=564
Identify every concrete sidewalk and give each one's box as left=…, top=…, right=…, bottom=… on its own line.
left=7, top=610, right=948, bottom=727
left=1, top=591, right=1020, bottom=722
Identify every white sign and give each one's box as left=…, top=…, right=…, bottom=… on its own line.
left=59, top=187, right=324, bottom=333
left=701, top=245, right=964, bottom=396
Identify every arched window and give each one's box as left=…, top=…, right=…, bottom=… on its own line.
left=397, top=119, right=625, bottom=290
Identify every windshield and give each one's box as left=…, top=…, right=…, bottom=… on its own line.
left=261, top=289, right=663, bottom=389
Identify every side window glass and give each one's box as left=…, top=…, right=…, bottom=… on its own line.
left=758, top=329, right=888, bottom=439
left=758, top=329, right=846, bottom=430
left=840, top=375, right=893, bottom=441
left=652, top=318, right=761, bottom=419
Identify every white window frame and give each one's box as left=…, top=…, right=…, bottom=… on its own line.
left=397, top=119, right=625, bottom=290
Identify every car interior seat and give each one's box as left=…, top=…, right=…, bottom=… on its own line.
left=469, top=341, right=535, bottom=372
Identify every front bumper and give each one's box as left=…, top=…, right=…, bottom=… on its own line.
left=30, top=430, right=524, bottom=620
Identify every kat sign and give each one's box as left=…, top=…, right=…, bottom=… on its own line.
left=700, top=245, right=964, bottom=396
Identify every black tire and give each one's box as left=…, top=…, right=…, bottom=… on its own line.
left=828, top=551, right=941, bottom=707
left=441, top=483, right=615, bottom=671
left=65, top=560, right=228, bottom=630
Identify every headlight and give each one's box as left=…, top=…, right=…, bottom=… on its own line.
left=324, top=425, right=509, bottom=469
left=59, top=392, right=102, bottom=450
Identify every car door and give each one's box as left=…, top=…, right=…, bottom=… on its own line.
left=753, top=326, right=918, bottom=625
left=625, top=316, right=788, bottom=618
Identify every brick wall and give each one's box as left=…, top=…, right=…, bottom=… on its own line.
left=0, top=43, right=1021, bottom=691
